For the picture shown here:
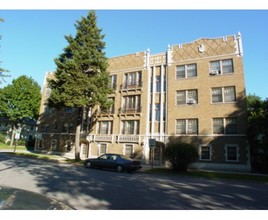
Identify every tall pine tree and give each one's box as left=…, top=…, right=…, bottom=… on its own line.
left=48, top=11, right=112, bottom=161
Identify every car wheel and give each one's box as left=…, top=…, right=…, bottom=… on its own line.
left=85, top=161, right=92, bottom=168
left=116, top=165, right=124, bottom=173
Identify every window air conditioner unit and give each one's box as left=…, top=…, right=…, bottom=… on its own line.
left=187, top=99, right=197, bottom=104
left=210, top=70, right=220, bottom=75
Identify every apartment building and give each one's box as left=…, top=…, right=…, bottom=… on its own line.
left=36, top=33, right=250, bottom=171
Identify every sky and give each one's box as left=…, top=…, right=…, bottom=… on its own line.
left=0, top=2, right=268, bottom=100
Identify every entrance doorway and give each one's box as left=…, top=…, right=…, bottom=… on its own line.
left=149, top=141, right=165, bottom=165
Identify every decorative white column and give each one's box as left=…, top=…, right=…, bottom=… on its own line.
left=160, top=65, right=164, bottom=140
left=151, top=66, right=156, bottom=135
left=144, top=48, right=151, bottom=163
left=237, top=32, right=243, bottom=56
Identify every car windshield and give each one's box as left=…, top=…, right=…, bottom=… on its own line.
left=120, top=155, right=132, bottom=160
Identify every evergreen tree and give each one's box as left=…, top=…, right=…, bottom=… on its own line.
left=0, top=75, right=41, bottom=148
left=48, top=11, right=113, bottom=161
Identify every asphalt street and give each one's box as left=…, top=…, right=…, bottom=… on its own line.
left=1, top=153, right=268, bottom=210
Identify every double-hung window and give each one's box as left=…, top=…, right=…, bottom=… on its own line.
left=176, top=63, right=197, bottom=79
left=213, top=118, right=224, bottom=134
left=225, top=145, right=239, bottom=162
left=99, top=143, right=107, bottom=155
left=124, top=71, right=142, bottom=89
left=176, top=119, right=198, bottom=135
left=210, top=59, right=234, bottom=75
left=200, top=145, right=212, bottom=160
left=212, top=86, right=236, bottom=103
left=110, top=75, right=117, bottom=90
left=122, top=95, right=141, bottom=113
left=226, top=118, right=238, bottom=134
left=122, top=120, right=140, bottom=135
left=213, top=118, right=237, bottom=134
left=63, top=123, right=74, bottom=133
left=98, top=121, right=112, bottom=134
left=125, top=144, right=133, bottom=157
left=176, top=89, right=198, bottom=105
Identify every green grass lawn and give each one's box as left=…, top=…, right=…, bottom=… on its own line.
left=0, top=142, right=27, bottom=150
left=1, top=142, right=268, bottom=183
left=0, top=142, right=80, bottom=164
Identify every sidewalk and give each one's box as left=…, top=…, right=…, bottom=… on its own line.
left=1, top=149, right=268, bottom=177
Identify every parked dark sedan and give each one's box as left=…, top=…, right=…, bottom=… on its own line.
left=84, top=153, right=142, bottom=173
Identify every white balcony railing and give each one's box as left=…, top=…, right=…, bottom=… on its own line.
left=87, top=134, right=141, bottom=143
left=117, top=135, right=140, bottom=143
left=87, top=134, right=113, bottom=142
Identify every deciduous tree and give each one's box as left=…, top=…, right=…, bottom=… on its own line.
left=247, top=94, right=268, bottom=172
left=0, top=75, right=41, bottom=148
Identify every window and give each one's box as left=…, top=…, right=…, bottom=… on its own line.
left=122, top=120, right=139, bottom=135
left=213, top=118, right=224, bottom=134
left=176, top=119, right=186, bottom=134
left=188, top=119, right=198, bottom=134
left=100, top=97, right=115, bottom=114
left=125, top=144, right=133, bottom=157
left=123, top=71, right=142, bottom=89
left=226, top=118, right=237, bottom=134
left=53, top=120, right=57, bottom=130
left=212, top=86, right=236, bottom=103
left=45, top=88, right=51, bottom=97
left=212, top=88, right=222, bottom=103
left=155, top=104, right=160, bottom=121
left=99, top=143, right=107, bottom=155
left=225, top=145, right=239, bottom=162
left=210, top=59, right=234, bottom=75
left=51, top=139, right=57, bottom=151
left=176, top=89, right=198, bottom=105
left=155, top=76, right=161, bottom=92
left=222, top=59, right=234, bottom=74
left=224, top=86, right=236, bottom=102
left=176, top=63, right=197, bottom=79
left=200, top=145, right=211, bottom=160
left=122, top=95, right=141, bottom=113
left=98, top=121, right=112, bottom=134
left=213, top=118, right=238, bottom=134
left=64, top=107, right=76, bottom=113
left=44, top=105, right=52, bottom=114
left=63, top=123, right=74, bottom=133
left=176, top=119, right=198, bottom=134
left=66, top=140, right=72, bottom=151
left=110, top=75, right=117, bottom=90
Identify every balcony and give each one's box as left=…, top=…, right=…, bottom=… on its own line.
left=120, top=81, right=142, bottom=92
left=87, top=134, right=114, bottom=142
left=87, top=134, right=141, bottom=144
left=119, top=106, right=142, bottom=115
left=117, top=135, right=140, bottom=143
left=97, top=108, right=115, bottom=117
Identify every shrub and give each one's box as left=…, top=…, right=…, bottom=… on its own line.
left=0, top=133, right=6, bottom=143
left=164, top=142, right=199, bottom=171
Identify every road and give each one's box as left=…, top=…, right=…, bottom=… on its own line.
left=1, top=153, right=268, bottom=210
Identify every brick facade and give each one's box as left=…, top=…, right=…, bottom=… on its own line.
left=36, top=33, right=250, bottom=171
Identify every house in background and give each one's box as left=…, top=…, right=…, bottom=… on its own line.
left=0, top=117, right=37, bottom=147
left=36, top=33, right=250, bottom=172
